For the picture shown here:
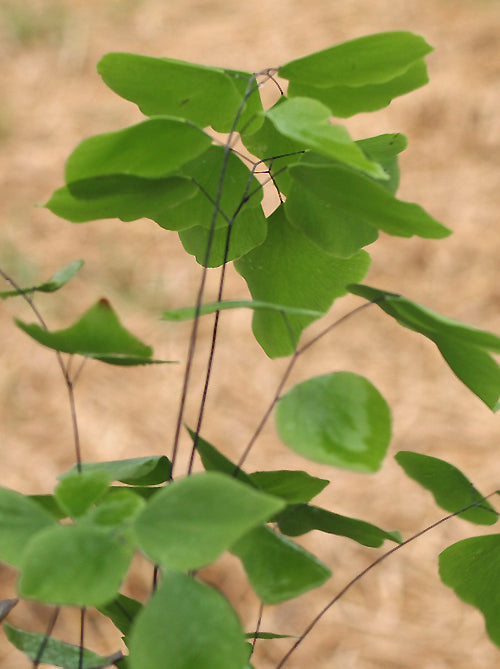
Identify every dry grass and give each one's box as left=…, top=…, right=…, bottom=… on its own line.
left=0, top=0, right=499, bottom=667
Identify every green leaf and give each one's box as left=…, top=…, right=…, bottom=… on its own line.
left=97, top=53, right=245, bottom=133
left=439, top=534, right=500, bottom=647
left=19, top=524, right=134, bottom=607
left=356, top=133, right=407, bottom=195
left=4, top=623, right=122, bottom=669
left=86, top=489, right=146, bottom=527
left=98, top=594, right=143, bottom=637
left=275, top=372, right=391, bottom=472
left=235, top=205, right=371, bottom=358
left=248, top=470, right=329, bottom=503
left=276, top=504, right=402, bottom=547
left=46, top=174, right=196, bottom=225
left=231, top=525, right=331, bottom=604
left=28, top=495, right=67, bottom=519
left=15, top=298, right=169, bottom=366
left=279, top=31, right=433, bottom=87
left=265, top=98, right=386, bottom=179
left=0, top=487, right=56, bottom=568
left=287, top=59, right=430, bottom=118
left=0, top=260, right=84, bottom=299
left=178, top=205, right=267, bottom=267
left=187, top=429, right=254, bottom=486
left=223, top=68, right=264, bottom=135
left=55, top=471, right=111, bottom=518
left=162, top=300, right=325, bottom=322
left=244, top=632, right=296, bottom=640
left=128, top=571, right=248, bottom=669
left=65, top=118, right=211, bottom=182
left=288, top=162, right=451, bottom=242
left=66, top=456, right=172, bottom=485
left=134, top=472, right=285, bottom=571
left=348, top=285, right=500, bottom=409
left=395, top=452, right=498, bottom=525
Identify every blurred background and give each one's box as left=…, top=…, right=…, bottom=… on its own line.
left=0, top=0, right=499, bottom=667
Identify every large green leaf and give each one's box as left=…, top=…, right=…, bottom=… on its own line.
left=0, top=260, right=84, bottom=299
left=275, top=372, right=391, bottom=472
left=232, top=525, right=330, bottom=603
left=248, top=470, right=329, bottom=504
left=439, top=534, right=500, bottom=647
left=395, top=452, right=498, bottom=525
left=16, top=298, right=168, bottom=365
left=348, top=285, right=500, bottom=409
left=265, top=98, right=386, bottom=179
left=55, top=470, right=111, bottom=518
left=19, top=524, right=134, bottom=607
left=287, top=60, right=429, bottom=118
left=277, top=504, right=402, bottom=547
left=128, top=572, right=248, bottom=669
left=46, top=174, right=196, bottom=225
left=66, top=455, right=172, bottom=485
left=134, top=472, right=284, bottom=571
left=0, top=487, right=56, bottom=568
left=279, top=31, right=433, bottom=86
left=4, top=623, right=122, bottom=669
left=65, top=118, right=211, bottom=181
left=235, top=205, right=371, bottom=358
left=97, top=53, right=247, bottom=133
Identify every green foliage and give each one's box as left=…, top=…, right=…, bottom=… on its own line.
left=0, top=28, right=498, bottom=668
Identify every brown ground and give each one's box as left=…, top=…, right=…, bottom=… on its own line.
left=0, top=0, right=499, bottom=667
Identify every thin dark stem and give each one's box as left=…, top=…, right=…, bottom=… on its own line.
left=152, top=564, right=160, bottom=591
left=79, top=607, right=85, bottom=669
left=274, top=491, right=500, bottom=668
left=250, top=602, right=265, bottom=655
left=33, top=607, right=60, bottom=668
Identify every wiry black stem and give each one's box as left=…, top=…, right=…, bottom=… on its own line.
left=33, top=607, right=60, bottom=668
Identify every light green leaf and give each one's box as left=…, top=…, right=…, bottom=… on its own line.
left=66, top=455, right=172, bottom=485
left=235, top=205, right=371, bottom=358
left=0, top=487, right=56, bottom=567
left=162, top=300, right=325, bottom=322
left=232, top=525, right=331, bottom=604
left=356, top=133, right=407, bottom=194
left=276, top=504, right=402, bottom=546
left=86, top=489, right=146, bottom=527
left=134, top=472, right=285, bottom=571
left=98, top=594, right=143, bottom=637
left=265, top=98, right=386, bottom=179
left=19, top=524, right=134, bottom=607
left=287, top=59, right=429, bottom=117
left=65, top=118, right=211, bottom=182
left=439, top=534, right=500, bottom=647
left=128, top=571, right=248, bottom=669
left=248, top=470, right=329, bottom=503
left=223, top=68, right=264, bottom=134
left=4, top=623, right=122, bottom=668
left=0, top=260, right=84, bottom=299
left=97, top=53, right=246, bottom=133
left=275, top=372, right=391, bottom=472
left=16, top=298, right=169, bottom=366
left=395, top=451, right=498, bottom=525
left=55, top=470, right=111, bottom=518
left=279, top=31, right=433, bottom=86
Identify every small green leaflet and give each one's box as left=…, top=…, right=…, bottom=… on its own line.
left=98, top=594, right=143, bottom=637
left=0, top=260, right=84, bottom=299
left=55, top=470, right=111, bottom=518
left=248, top=470, right=329, bottom=504
left=65, top=455, right=172, bottom=485
left=15, top=298, right=170, bottom=365
left=162, top=300, right=325, bottom=321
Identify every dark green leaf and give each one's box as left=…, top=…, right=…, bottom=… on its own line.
left=395, top=451, right=498, bottom=525
left=244, top=632, right=296, bottom=640
left=162, top=300, right=324, bottom=322
left=28, top=494, right=67, bottom=519
left=439, top=534, right=500, bottom=647
left=187, top=429, right=254, bottom=486
left=232, top=525, right=331, bottom=604
left=235, top=205, right=371, bottom=357
left=277, top=504, right=402, bottom=546
left=97, top=53, right=246, bottom=133
left=16, top=298, right=169, bottom=366
left=98, top=594, right=143, bottom=637
left=19, top=524, right=134, bottom=607
left=4, top=623, right=122, bottom=668
left=0, top=260, right=84, bottom=299
left=0, top=487, right=56, bottom=567
left=65, top=118, right=211, bottom=181
left=128, top=572, right=248, bottom=669
left=134, top=472, right=284, bottom=571
left=248, top=470, right=329, bottom=503
left=55, top=471, right=111, bottom=518
left=66, top=456, right=172, bottom=485
left=279, top=31, right=433, bottom=86
left=275, top=372, right=391, bottom=472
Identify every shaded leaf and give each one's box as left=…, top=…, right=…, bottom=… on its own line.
left=66, top=456, right=172, bottom=486
left=248, top=470, right=329, bottom=503
left=162, top=300, right=324, bottom=322
left=0, top=599, right=18, bottom=623
left=187, top=429, right=254, bottom=486
left=439, top=534, right=500, bottom=647
left=98, top=594, right=143, bottom=637
left=28, top=495, right=67, bottom=520
left=395, top=451, right=498, bottom=525
left=128, top=572, right=248, bottom=669
left=275, top=372, right=391, bottom=472
left=55, top=471, right=111, bottom=518
left=0, top=260, right=84, bottom=299
left=244, top=632, right=296, bottom=640
left=232, top=525, right=331, bottom=604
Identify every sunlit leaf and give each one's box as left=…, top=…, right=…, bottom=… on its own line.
left=66, top=456, right=172, bottom=485
left=128, top=571, right=248, bottom=669
left=0, top=260, right=84, bottom=299
left=162, top=300, right=324, bottom=322
left=439, top=534, right=500, bottom=647
left=55, top=470, right=111, bottom=518
left=232, top=525, right=331, bottom=603
left=86, top=489, right=146, bottom=527
left=248, top=470, right=329, bottom=503
left=275, top=372, right=391, bottom=471
left=395, top=451, right=498, bottom=525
